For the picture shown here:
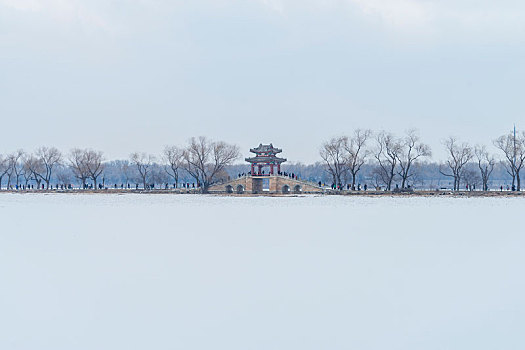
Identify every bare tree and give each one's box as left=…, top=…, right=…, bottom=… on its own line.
left=462, top=167, right=480, bottom=191
left=69, top=148, right=90, bottom=188
left=35, top=146, right=62, bottom=189
left=119, top=161, right=133, bottom=188
left=494, top=131, right=525, bottom=191
left=151, top=167, right=169, bottom=188
left=21, top=164, right=33, bottom=188
left=345, top=129, right=371, bottom=189
left=440, top=137, right=473, bottom=191
left=23, top=155, right=45, bottom=189
left=475, top=145, right=495, bottom=191
left=0, top=155, right=10, bottom=190
left=396, top=130, right=432, bottom=189
left=183, top=136, right=240, bottom=193
left=130, top=152, right=156, bottom=189
left=56, top=168, right=72, bottom=187
left=163, top=145, right=184, bottom=188
left=407, top=162, right=425, bottom=189
left=371, top=165, right=389, bottom=190
left=7, top=150, right=25, bottom=188
left=375, top=132, right=402, bottom=191
left=320, top=136, right=349, bottom=187
left=84, top=149, right=105, bottom=189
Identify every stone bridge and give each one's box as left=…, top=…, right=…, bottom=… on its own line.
left=208, top=175, right=324, bottom=194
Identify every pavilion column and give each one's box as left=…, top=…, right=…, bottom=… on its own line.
left=251, top=163, right=254, bottom=174
left=277, top=164, right=281, bottom=174
left=258, top=165, right=262, bottom=175
left=270, top=164, right=274, bottom=175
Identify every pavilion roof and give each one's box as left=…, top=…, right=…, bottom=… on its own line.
left=245, top=156, right=287, bottom=164
left=249, top=143, right=282, bottom=154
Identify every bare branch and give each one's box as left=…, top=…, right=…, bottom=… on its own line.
left=320, top=136, right=349, bottom=187
left=442, top=137, right=473, bottom=191
left=182, top=136, right=240, bottom=193
left=130, top=152, right=156, bottom=190
left=345, top=129, right=372, bottom=189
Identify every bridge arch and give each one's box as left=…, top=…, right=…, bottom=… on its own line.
left=282, top=185, right=290, bottom=194
left=293, top=184, right=302, bottom=193
left=236, top=185, right=245, bottom=194
left=225, top=185, right=233, bottom=193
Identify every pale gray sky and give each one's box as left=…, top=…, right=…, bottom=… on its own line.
left=1, top=0, right=524, bottom=162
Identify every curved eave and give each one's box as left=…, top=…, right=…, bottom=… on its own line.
left=249, top=148, right=283, bottom=154
left=245, top=157, right=287, bottom=164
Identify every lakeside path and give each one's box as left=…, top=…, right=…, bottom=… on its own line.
left=1, top=189, right=525, bottom=197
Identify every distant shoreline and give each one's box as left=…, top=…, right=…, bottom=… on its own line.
left=1, top=190, right=525, bottom=198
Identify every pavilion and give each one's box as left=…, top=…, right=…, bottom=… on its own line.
left=208, top=143, right=323, bottom=194
left=245, top=143, right=287, bottom=176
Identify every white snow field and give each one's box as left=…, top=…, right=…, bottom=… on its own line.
left=0, top=193, right=523, bottom=350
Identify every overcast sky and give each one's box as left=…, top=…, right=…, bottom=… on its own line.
left=1, top=0, right=524, bottom=162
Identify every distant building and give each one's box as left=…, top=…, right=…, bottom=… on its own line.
left=209, top=143, right=322, bottom=194
left=245, top=143, right=287, bottom=175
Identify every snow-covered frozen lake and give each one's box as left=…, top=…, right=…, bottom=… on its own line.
left=0, top=194, right=523, bottom=350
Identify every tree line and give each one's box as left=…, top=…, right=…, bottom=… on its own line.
left=0, top=129, right=524, bottom=193
left=319, top=128, right=525, bottom=191
left=0, top=137, right=239, bottom=193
